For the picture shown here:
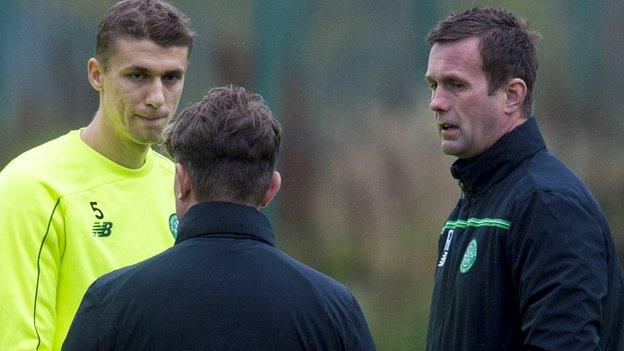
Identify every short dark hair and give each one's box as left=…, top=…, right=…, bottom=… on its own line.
left=164, top=85, right=282, bottom=206
left=96, top=0, right=195, bottom=69
left=427, top=8, right=541, bottom=117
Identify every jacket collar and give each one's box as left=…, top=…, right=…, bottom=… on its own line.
left=450, top=117, right=546, bottom=195
left=175, top=201, right=275, bottom=246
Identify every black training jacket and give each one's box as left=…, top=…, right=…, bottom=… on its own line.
left=426, top=118, right=624, bottom=350
left=63, top=201, right=375, bottom=351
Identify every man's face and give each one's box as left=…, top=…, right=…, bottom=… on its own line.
left=98, top=37, right=188, bottom=146
left=425, top=37, right=512, bottom=159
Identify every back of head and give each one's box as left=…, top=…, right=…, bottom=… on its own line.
left=96, top=0, right=195, bottom=69
left=165, top=85, right=282, bottom=206
left=427, top=8, right=541, bottom=117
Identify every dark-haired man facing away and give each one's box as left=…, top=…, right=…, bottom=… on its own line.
left=63, top=85, right=376, bottom=351
left=0, top=1, right=194, bottom=349
left=424, top=7, right=624, bottom=350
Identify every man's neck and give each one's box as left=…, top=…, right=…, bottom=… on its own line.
left=81, top=113, right=150, bottom=169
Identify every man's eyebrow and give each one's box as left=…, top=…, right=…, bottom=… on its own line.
left=123, top=66, right=150, bottom=73
left=442, top=74, right=464, bottom=82
left=427, top=73, right=465, bottom=84
left=122, top=66, right=185, bottom=76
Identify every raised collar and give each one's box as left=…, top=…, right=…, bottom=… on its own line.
left=450, top=117, right=546, bottom=196
left=175, top=201, right=276, bottom=246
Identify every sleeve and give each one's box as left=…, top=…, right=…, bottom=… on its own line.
left=61, top=284, right=105, bottom=351
left=0, top=170, right=65, bottom=351
left=508, top=190, right=607, bottom=350
left=346, top=293, right=376, bottom=351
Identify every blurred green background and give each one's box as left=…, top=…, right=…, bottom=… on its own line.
left=1, top=1, right=623, bottom=349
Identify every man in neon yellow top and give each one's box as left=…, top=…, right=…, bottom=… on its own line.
left=0, top=1, right=195, bottom=349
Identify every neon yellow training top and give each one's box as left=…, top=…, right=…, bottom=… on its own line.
left=0, top=130, right=177, bottom=350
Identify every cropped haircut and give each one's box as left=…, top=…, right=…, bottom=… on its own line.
left=96, top=0, right=195, bottom=69
left=164, top=85, right=282, bottom=206
left=427, top=8, right=541, bottom=117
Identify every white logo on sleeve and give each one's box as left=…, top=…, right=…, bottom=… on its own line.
left=437, top=229, right=454, bottom=267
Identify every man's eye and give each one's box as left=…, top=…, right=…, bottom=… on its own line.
left=163, top=74, right=180, bottom=82
left=429, top=82, right=438, bottom=90
left=129, top=72, right=146, bottom=80
left=451, top=82, right=463, bottom=89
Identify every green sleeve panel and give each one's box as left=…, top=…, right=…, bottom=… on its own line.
left=0, top=130, right=176, bottom=351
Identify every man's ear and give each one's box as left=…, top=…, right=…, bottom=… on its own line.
left=504, top=78, right=528, bottom=115
left=259, top=171, right=281, bottom=208
left=87, top=58, right=104, bottom=92
left=175, top=163, right=192, bottom=201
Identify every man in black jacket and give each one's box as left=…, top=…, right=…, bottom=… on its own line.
left=424, top=8, right=624, bottom=350
left=62, top=85, right=375, bottom=351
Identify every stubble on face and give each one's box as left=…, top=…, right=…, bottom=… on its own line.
left=101, top=38, right=188, bottom=148
left=426, top=37, right=509, bottom=159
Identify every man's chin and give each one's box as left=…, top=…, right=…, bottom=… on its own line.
left=441, top=142, right=462, bottom=158
left=131, top=132, right=163, bottom=146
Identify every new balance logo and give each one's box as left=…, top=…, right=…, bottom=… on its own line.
left=437, top=229, right=454, bottom=267
left=92, top=222, right=113, bottom=237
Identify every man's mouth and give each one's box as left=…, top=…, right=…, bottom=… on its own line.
left=137, top=114, right=167, bottom=120
left=439, top=123, right=459, bottom=138
left=439, top=123, right=457, bottom=131
left=137, top=115, right=167, bottom=126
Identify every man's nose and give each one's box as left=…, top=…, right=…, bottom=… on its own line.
left=146, top=79, right=165, bottom=109
left=429, top=91, right=449, bottom=112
